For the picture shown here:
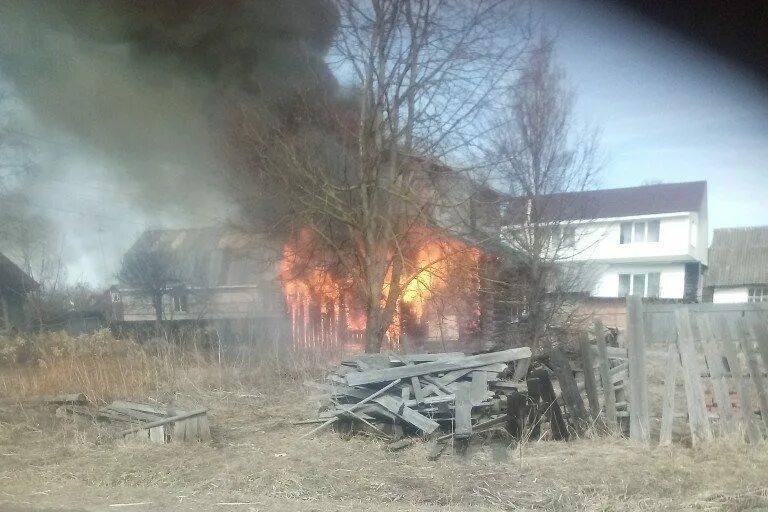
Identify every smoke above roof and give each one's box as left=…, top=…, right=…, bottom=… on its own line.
left=0, top=0, right=338, bottom=209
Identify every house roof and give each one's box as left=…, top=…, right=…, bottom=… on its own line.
left=0, top=252, right=39, bottom=295
left=706, top=226, right=768, bottom=287
left=504, top=181, right=707, bottom=223
left=121, top=227, right=281, bottom=288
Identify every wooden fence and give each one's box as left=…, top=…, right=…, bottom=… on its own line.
left=573, top=296, right=768, bottom=447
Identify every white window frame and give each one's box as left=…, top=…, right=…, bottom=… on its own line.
left=748, top=287, right=768, bottom=303
left=618, top=272, right=662, bottom=298
left=619, top=220, right=661, bottom=244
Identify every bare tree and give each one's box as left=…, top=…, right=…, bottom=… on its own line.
left=492, top=40, right=601, bottom=353
left=117, top=249, right=181, bottom=337
left=235, top=0, right=530, bottom=353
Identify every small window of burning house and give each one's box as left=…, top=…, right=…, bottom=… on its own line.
left=620, top=222, right=632, bottom=244
left=748, top=287, right=768, bottom=303
left=618, top=274, right=631, bottom=297
left=173, top=291, right=189, bottom=312
left=110, top=291, right=121, bottom=303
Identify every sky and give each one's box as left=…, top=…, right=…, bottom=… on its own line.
left=541, top=1, right=768, bottom=231
left=3, top=1, right=768, bottom=286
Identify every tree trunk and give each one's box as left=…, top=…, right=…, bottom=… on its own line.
left=152, top=293, right=165, bottom=339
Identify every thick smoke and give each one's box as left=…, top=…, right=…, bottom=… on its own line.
left=0, top=0, right=337, bottom=210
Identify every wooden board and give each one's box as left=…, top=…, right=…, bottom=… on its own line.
left=470, top=371, right=488, bottom=406
left=698, top=317, right=734, bottom=435
left=454, top=382, right=472, bottom=438
left=718, top=321, right=761, bottom=443
left=627, top=295, right=650, bottom=443
left=594, top=320, right=617, bottom=428
left=659, top=341, right=681, bottom=446
left=345, top=348, right=531, bottom=387
left=737, top=318, right=768, bottom=431
left=675, top=309, right=712, bottom=446
left=551, top=348, right=589, bottom=430
left=578, top=331, right=601, bottom=420
left=372, top=395, right=440, bottom=434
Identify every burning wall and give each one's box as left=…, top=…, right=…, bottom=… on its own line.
left=279, top=229, right=483, bottom=350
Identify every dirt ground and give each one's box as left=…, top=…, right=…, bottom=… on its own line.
left=2, top=385, right=768, bottom=512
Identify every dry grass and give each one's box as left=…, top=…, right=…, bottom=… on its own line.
left=1, top=333, right=768, bottom=511
left=0, top=330, right=333, bottom=404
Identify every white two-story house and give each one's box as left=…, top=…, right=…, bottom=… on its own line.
left=502, top=181, right=708, bottom=301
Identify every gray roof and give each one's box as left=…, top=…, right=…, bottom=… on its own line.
left=124, top=227, right=281, bottom=288
left=0, top=252, right=38, bottom=295
left=707, top=226, right=768, bottom=287
left=505, top=181, right=707, bottom=223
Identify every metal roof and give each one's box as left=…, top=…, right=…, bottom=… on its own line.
left=123, top=227, right=281, bottom=288
left=706, top=226, right=768, bottom=288
left=504, top=181, right=707, bottom=224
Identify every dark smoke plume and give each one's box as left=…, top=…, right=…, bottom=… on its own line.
left=0, top=0, right=338, bottom=211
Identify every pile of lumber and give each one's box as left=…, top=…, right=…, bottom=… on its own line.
left=302, top=348, right=532, bottom=443
left=55, top=398, right=210, bottom=444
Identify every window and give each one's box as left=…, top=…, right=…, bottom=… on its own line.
left=647, top=273, right=661, bottom=297
left=619, top=274, right=631, bottom=297
left=632, top=274, right=646, bottom=296
left=619, top=220, right=661, bottom=244
left=173, top=293, right=189, bottom=312
left=110, top=291, right=121, bottom=303
left=620, top=222, right=632, bottom=244
left=552, top=225, right=576, bottom=248
left=619, top=272, right=661, bottom=297
left=647, top=220, right=660, bottom=242
left=748, top=287, right=768, bottom=303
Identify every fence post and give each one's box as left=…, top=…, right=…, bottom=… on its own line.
left=578, top=331, right=601, bottom=421
left=594, top=319, right=617, bottom=428
left=675, top=308, right=712, bottom=446
left=627, top=295, right=649, bottom=443
left=736, top=318, right=768, bottom=432
left=659, top=340, right=681, bottom=446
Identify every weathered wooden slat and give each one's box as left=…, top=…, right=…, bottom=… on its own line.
left=511, top=357, right=531, bottom=381
left=717, top=322, right=761, bottom=443
left=344, top=348, right=531, bottom=387
left=411, top=376, right=424, bottom=404
left=551, top=348, right=589, bottom=431
left=303, top=379, right=402, bottom=438
left=749, top=320, right=768, bottom=379
left=594, top=320, right=617, bottom=427
left=578, top=331, right=601, bottom=420
left=737, top=318, right=768, bottom=431
left=387, top=352, right=465, bottom=363
left=659, top=341, right=681, bottom=446
left=590, top=346, right=629, bottom=360
left=470, top=371, right=488, bottom=406
left=627, top=295, right=650, bottom=443
left=373, top=395, right=440, bottom=434
left=675, top=309, right=712, bottom=446
left=120, top=409, right=207, bottom=436
left=698, top=317, right=734, bottom=435
left=37, top=393, right=88, bottom=405
left=454, top=382, right=472, bottom=438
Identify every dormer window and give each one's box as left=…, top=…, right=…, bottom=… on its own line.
left=110, top=291, right=121, bottom=303
left=620, top=220, right=660, bottom=244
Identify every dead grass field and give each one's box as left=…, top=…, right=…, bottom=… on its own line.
left=2, top=332, right=768, bottom=511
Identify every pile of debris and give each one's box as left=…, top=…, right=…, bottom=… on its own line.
left=47, top=394, right=210, bottom=444
left=301, top=348, right=532, bottom=447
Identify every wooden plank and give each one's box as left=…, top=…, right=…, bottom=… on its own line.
left=373, top=395, right=440, bottom=434
left=411, top=377, right=424, bottom=404
left=578, top=331, right=601, bottom=420
left=551, top=348, right=589, bottom=430
left=675, top=309, right=712, bottom=446
left=737, top=318, right=768, bottom=431
left=303, top=378, right=403, bottom=438
left=717, top=321, right=761, bottom=442
left=454, top=382, right=472, bottom=438
left=120, top=409, right=207, bottom=436
left=590, top=346, right=629, bottom=359
left=470, top=371, right=488, bottom=406
left=37, top=393, right=88, bottom=405
left=659, top=341, right=681, bottom=446
left=627, top=295, right=650, bottom=443
left=698, top=317, right=734, bottom=434
left=749, top=320, right=768, bottom=379
left=511, top=357, right=531, bottom=381
left=388, top=353, right=465, bottom=363
left=594, top=320, right=617, bottom=427
left=344, top=348, right=532, bottom=387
